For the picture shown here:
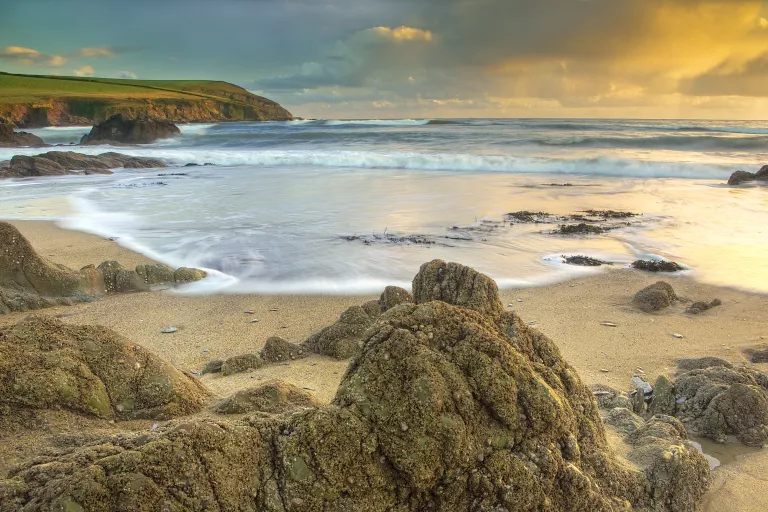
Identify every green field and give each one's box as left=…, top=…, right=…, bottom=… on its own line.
left=0, top=72, right=292, bottom=125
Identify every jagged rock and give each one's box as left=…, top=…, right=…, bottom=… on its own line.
left=135, top=263, right=176, bottom=286
left=757, top=165, right=768, bottom=180
left=379, top=285, right=413, bottom=312
left=304, top=305, right=376, bottom=360
left=361, top=299, right=383, bottom=318
left=0, top=118, right=45, bottom=148
left=0, top=261, right=710, bottom=511
left=174, top=267, right=207, bottom=283
left=221, top=354, right=264, bottom=376
left=80, top=113, right=181, bottom=145
left=677, top=357, right=732, bottom=372
left=626, top=415, right=710, bottom=512
left=215, top=381, right=316, bottom=414
left=97, top=261, right=148, bottom=293
left=411, top=259, right=503, bottom=318
left=591, top=384, right=632, bottom=410
left=0, top=222, right=87, bottom=313
left=674, top=362, right=768, bottom=446
left=260, top=337, right=306, bottom=363
left=633, top=281, right=678, bottom=312
left=0, top=316, right=209, bottom=421
left=685, top=298, right=721, bottom=315
left=1, top=151, right=165, bottom=178
left=649, top=375, right=676, bottom=416
left=199, top=359, right=224, bottom=375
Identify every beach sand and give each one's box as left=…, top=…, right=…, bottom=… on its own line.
left=1, top=220, right=767, bottom=506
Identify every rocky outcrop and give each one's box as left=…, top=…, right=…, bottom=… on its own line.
left=686, top=299, right=721, bottom=315
left=727, top=166, right=768, bottom=185
left=379, top=285, right=413, bottom=312
left=673, top=361, right=768, bottom=446
left=0, top=118, right=44, bottom=148
left=0, top=316, right=210, bottom=421
left=215, top=381, right=316, bottom=415
left=631, top=260, right=684, bottom=272
left=743, top=345, right=768, bottom=364
left=0, top=222, right=206, bottom=313
left=260, top=337, right=306, bottom=363
left=80, top=113, right=181, bottom=145
left=0, top=260, right=710, bottom=511
left=304, top=305, right=378, bottom=360
left=633, top=281, right=678, bottom=312
left=0, top=151, right=166, bottom=179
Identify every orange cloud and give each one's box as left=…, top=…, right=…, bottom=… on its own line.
left=0, top=46, right=67, bottom=66
left=79, top=47, right=113, bottom=57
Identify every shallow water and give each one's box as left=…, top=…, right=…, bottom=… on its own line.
left=1, top=119, right=766, bottom=294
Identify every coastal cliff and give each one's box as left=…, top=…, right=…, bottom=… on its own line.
left=0, top=72, right=293, bottom=127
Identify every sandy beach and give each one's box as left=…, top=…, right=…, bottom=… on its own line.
left=2, top=220, right=767, bottom=509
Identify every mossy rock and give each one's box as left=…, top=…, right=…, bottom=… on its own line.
left=215, top=381, right=316, bottom=414
left=633, top=281, right=677, bottom=312
left=221, top=354, right=263, bottom=376
left=0, top=316, right=210, bottom=420
left=260, top=337, right=306, bottom=363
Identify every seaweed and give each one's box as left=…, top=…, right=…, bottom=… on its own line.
left=562, top=255, right=612, bottom=266
left=631, top=259, right=684, bottom=272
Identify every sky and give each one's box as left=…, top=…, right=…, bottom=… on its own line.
left=1, top=0, right=768, bottom=119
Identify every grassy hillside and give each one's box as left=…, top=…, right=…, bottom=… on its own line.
left=0, top=72, right=293, bottom=126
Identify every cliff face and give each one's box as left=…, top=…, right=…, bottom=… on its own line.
left=0, top=74, right=293, bottom=127
left=0, top=97, right=293, bottom=127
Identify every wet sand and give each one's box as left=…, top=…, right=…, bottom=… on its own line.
left=1, top=219, right=767, bottom=505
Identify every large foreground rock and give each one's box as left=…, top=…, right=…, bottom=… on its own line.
left=0, top=151, right=166, bottom=178
left=303, top=305, right=378, bottom=359
left=0, top=222, right=206, bottom=313
left=0, top=316, right=210, bottom=421
left=0, top=118, right=45, bottom=148
left=0, top=260, right=709, bottom=511
left=81, top=113, right=181, bottom=145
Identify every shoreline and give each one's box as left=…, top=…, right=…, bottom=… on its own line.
left=2, top=220, right=768, bottom=509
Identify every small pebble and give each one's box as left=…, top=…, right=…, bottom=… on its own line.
left=269, top=308, right=278, bottom=312
left=599, top=369, right=610, bottom=373
left=250, top=319, right=261, bottom=323
left=303, top=387, right=315, bottom=391
left=151, top=423, right=159, bottom=431
left=161, top=327, right=178, bottom=334
left=245, top=310, right=255, bottom=314
left=601, top=322, right=617, bottom=327
left=672, top=333, right=684, bottom=339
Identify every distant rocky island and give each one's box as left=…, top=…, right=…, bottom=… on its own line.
left=0, top=72, right=293, bottom=127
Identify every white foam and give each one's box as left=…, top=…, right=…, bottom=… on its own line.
left=323, top=119, right=429, bottom=127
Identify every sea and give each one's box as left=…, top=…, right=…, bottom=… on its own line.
left=1, top=118, right=766, bottom=294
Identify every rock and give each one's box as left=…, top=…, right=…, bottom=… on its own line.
left=80, top=113, right=181, bottom=145
left=411, top=259, right=503, bottom=318
left=674, top=364, right=768, bottom=446
left=0, top=261, right=710, bottom=511
left=0, top=118, right=45, bottom=148
left=174, top=267, right=207, bottom=284
left=743, top=346, right=768, bottom=364
left=215, top=381, right=316, bottom=414
left=378, top=286, right=413, bottom=312
left=633, top=281, right=678, bottom=312
left=135, top=263, right=176, bottom=286
left=605, top=407, right=645, bottom=434
left=631, top=259, right=684, bottom=272
left=626, top=415, right=710, bottom=512
left=304, top=305, right=377, bottom=360
left=632, top=385, right=647, bottom=414
left=649, top=375, right=676, bottom=416
left=553, top=223, right=607, bottom=235
left=590, top=384, right=632, bottom=410
left=0, top=222, right=88, bottom=313
left=562, top=255, right=611, bottom=266
left=97, top=261, right=148, bottom=293
left=0, top=151, right=165, bottom=179
left=677, top=357, right=732, bottom=372
left=728, top=170, right=757, bottom=185
left=221, top=354, right=264, bottom=376
left=756, top=164, right=768, bottom=181
left=260, top=337, right=306, bottom=363
left=685, top=298, right=721, bottom=315
left=199, top=359, right=224, bottom=375
left=0, top=316, right=209, bottom=421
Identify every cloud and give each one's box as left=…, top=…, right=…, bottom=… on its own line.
left=74, top=65, right=95, bottom=77
left=79, top=47, right=113, bottom=57
left=0, top=46, right=67, bottom=66
left=681, top=52, right=768, bottom=97
left=369, top=26, right=433, bottom=42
